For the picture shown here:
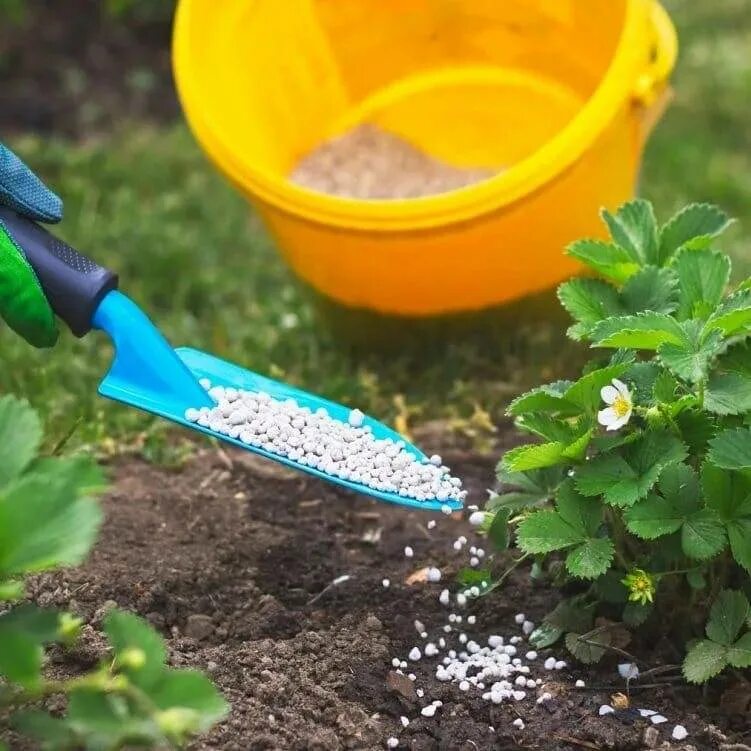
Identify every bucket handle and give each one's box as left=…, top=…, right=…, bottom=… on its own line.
left=632, top=0, right=678, bottom=141
left=633, top=0, right=678, bottom=107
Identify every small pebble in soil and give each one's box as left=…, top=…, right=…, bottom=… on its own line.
left=187, top=382, right=465, bottom=503
left=387, top=738, right=398, bottom=749
left=467, top=615, right=476, bottom=625
left=421, top=704, right=438, bottom=717
left=672, top=725, right=688, bottom=740
left=638, top=709, right=656, bottom=717
left=404, top=546, right=414, bottom=558
left=650, top=714, right=668, bottom=725
left=544, top=657, right=556, bottom=670
left=525, top=650, right=538, bottom=660
left=408, top=647, right=421, bottom=661
left=522, top=620, right=535, bottom=635
left=427, top=567, right=442, bottom=582
left=427, top=520, right=437, bottom=529
left=554, top=660, right=567, bottom=670
left=469, top=511, right=485, bottom=525
left=400, top=716, right=409, bottom=728
left=512, top=718, right=525, bottom=729
left=382, top=579, right=390, bottom=588
left=514, top=613, right=526, bottom=624
left=537, top=692, right=552, bottom=704
left=439, top=589, right=450, bottom=606
left=575, top=679, right=585, bottom=688
left=470, top=556, right=480, bottom=566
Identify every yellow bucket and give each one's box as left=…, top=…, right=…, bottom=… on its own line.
left=173, top=0, right=677, bottom=316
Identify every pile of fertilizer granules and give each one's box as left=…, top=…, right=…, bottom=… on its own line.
left=289, top=124, right=498, bottom=199
left=185, top=380, right=466, bottom=504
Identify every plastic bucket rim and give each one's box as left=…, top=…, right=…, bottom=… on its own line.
left=173, top=0, right=673, bottom=232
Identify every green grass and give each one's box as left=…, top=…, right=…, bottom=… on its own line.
left=2, top=0, right=749, bottom=453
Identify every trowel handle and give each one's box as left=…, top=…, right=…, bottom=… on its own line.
left=0, top=206, right=118, bottom=337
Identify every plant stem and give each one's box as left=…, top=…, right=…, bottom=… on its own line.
left=483, top=554, right=530, bottom=595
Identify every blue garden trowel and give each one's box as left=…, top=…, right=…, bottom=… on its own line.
left=0, top=207, right=462, bottom=512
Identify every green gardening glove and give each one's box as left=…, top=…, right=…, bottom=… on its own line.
left=0, top=143, right=62, bottom=347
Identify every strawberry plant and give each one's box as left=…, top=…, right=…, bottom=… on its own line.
left=485, top=200, right=751, bottom=683
left=0, top=395, right=227, bottom=749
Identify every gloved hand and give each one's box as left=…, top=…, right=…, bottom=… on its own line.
left=0, top=143, right=62, bottom=347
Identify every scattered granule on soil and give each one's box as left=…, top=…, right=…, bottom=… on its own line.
left=289, top=124, right=498, bottom=199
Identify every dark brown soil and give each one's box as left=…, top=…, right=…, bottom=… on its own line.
left=0, top=0, right=178, bottom=136
left=5, top=428, right=750, bottom=750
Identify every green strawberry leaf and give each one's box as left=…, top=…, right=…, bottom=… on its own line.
left=591, top=312, right=685, bottom=350
left=727, top=632, right=751, bottom=668
left=707, top=427, right=751, bottom=470
left=565, top=239, right=640, bottom=283
left=623, top=601, right=653, bottom=626
left=502, top=442, right=567, bottom=472
left=575, top=431, right=687, bottom=507
left=529, top=622, right=563, bottom=649
left=0, top=396, right=42, bottom=488
left=515, top=414, right=578, bottom=443
left=683, top=639, right=728, bottom=683
left=625, top=464, right=722, bottom=558
left=706, top=590, right=750, bottom=646
left=704, top=288, right=751, bottom=337
left=705, top=372, right=751, bottom=415
left=672, top=248, right=731, bottom=320
left=658, top=322, right=724, bottom=383
left=11, top=710, right=77, bottom=748
left=0, top=626, right=42, bottom=688
left=558, top=278, right=623, bottom=340
left=489, top=467, right=564, bottom=511
left=675, top=410, right=716, bottom=454
left=565, top=628, right=610, bottom=664
left=681, top=509, right=726, bottom=560
left=621, top=266, right=678, bottom=315
left=702, top=463, right=751, bottom=521
left=565, top=537, right=614, bottom=579
left=0, top=457, right=103, bottom=576
left=545, top=597, right=596, bottom=633
left=625, top=493, right=685, bottom=539
left=660, top=203, right=733, bottom=260
left=487, top=509, right=510, bottom=550
left=104, top=610, right=167, bottom=690
left=507, top=381, right=577, bottom=417
left=516, top=510, right=582, bottom=553
left=147, top=669, right=229, bottom=731
left=601, top=199, right=659, bottom=264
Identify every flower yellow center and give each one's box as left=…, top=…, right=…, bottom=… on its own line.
left=612, top=394, right=630, bottom=418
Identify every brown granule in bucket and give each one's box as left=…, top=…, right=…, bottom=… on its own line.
left=289, top=124, right=498, bottom=199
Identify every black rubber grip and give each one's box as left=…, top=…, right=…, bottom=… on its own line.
left=0, top=206, right=118, bottom=337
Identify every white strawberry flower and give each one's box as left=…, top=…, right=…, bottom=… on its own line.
left=598, top=378, right=633, bottom=431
